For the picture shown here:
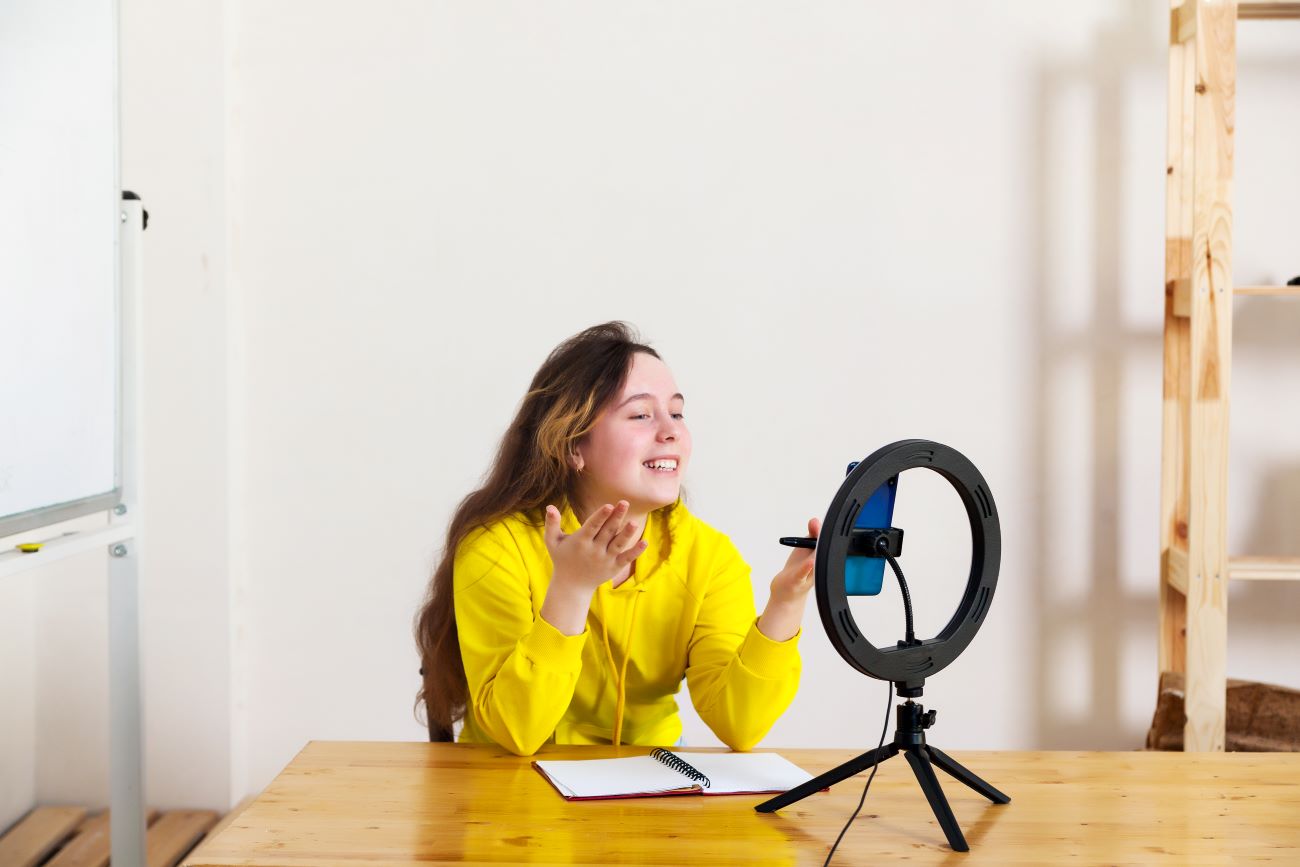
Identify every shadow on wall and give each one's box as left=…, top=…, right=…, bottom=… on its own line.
left=1029, top=4, right=1163, bottom=752
left=1238, top=460, right=1300, bottom=558
left=1232, top=296, right=1300, bottom=639
left=1236, top=288, right=1300, bottom=560
left=1029, top=7, right=1300, bottom=750
left=1232, top=453, right=1300, bottom=633
left=1029, top=3, right=1164, bottom=753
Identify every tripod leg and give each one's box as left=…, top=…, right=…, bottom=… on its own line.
left=926, top=745, right=1011, bottom=804
left=755, top=742, right=899, bottom=813
left=903, top=747, right=968, bottom=852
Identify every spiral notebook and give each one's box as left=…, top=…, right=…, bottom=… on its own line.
left=533, top=748, right=815, bottom=801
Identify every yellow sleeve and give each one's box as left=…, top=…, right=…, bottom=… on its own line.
left=454, top=524, right=587, bottom=756
left=684, top=535, right=802, bottom=751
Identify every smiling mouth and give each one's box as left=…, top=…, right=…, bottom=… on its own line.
left=643, top=459, right=679, bottom=473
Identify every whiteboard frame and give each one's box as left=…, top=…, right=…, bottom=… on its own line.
left=0, top=491, right=122, bottom=539
left=0, top=0, right=123, bottom=540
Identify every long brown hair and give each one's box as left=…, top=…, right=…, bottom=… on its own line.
left=415, top=321, right=663, bottom=737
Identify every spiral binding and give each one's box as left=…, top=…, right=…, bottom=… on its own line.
left=650, top=748, right=711, bottom=789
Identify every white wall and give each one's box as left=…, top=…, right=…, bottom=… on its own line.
left=11, top=1, right=1299, bottom=813
left=121, top=0, right=237, bottom=810
left=230, top=0, right=1300, bottom=787
left=0, top=574, right=35, bottom=829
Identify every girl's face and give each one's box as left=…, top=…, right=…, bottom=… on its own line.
left=572, top=352, right=691, bottom=518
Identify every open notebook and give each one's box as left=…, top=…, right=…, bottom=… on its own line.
left=533, top=748, right=815, bottom=801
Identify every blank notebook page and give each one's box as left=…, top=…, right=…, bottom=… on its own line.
left=535, top=755, right=699, bottom=798
left=684, top=752, right=813, bottom=795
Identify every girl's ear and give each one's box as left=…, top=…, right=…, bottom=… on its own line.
left=568, top=447, right=585, bottom=473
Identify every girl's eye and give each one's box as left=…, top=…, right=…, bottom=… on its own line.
left=631, top=413, right=650, bottom=420
left=672, top=413, right=685, bottom=420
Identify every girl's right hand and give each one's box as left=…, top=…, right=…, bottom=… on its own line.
left=543, top=500, right=647, bottom=593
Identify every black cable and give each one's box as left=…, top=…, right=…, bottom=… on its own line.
left=823, top=679, right=894, bottom=867
left=821, top=539, right=920, bottom=863
left=877, top=537, right=916, bottom=646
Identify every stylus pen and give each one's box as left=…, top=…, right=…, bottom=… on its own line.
left=779, top=536, right=817, bottom=549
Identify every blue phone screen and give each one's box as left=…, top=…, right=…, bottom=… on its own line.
left=845, top=466, right=898, bottom=596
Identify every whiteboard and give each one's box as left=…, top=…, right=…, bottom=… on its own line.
left=0, top=0, right=120, bottom=536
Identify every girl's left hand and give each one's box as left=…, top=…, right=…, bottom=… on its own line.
left=757, top=517, right=821, bottom=642
left=768, top=517, right=821, bottom=604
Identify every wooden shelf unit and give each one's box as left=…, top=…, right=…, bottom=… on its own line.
left=1159, top=0, right=1300, bottom=752
left=1237, top=1, right=1300, bottom=19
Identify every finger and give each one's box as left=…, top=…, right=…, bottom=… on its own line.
left=594, top=500, right=629, bottom=545
left=773, top=557, right=815, bottom=594
left=783, top=545, right=815, bottom=573
left=543, top=505, right=564, bottom=548
left=608, top=520, right=640, bottom=555
left=778, top=518, right=820, bottom=572
left=615, top=539, right=649, bottom=567
left=576, top=503, right=616, bottom=540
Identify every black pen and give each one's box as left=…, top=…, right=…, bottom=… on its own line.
left=779, top=536, right=817, bottom=549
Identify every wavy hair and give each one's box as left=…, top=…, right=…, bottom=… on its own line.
left=414, top=321, right=663, bottom=737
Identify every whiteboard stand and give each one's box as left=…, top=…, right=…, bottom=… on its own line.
left=0, top=195, right=148, bottom=865
left=108, top=193, right=146, bottom=867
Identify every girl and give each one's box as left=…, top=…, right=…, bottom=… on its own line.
left=415, top=322, right=820, bottom=756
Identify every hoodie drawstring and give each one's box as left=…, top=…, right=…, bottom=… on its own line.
left=598, top=584, right=644, bottom=747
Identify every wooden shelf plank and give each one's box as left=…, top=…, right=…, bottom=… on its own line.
left=45, top=809, right=160, bottom=867
left=146, top=810, right=218, bottom=867
left=0, top=807, right=87, bottom=867
left=1174, top=1, right=1199, bottom=42
left=1230, top=556, right=1300, bottom=581
left=46, top=811, right=114, bottom=867
left=1235, top=284, right=1300, bottom=296
left=1171, top=277, right=1193, bottom=316
left=1238, top=2, right=1300, bottom=19
left=1165, top=546, right=1190, bottom=595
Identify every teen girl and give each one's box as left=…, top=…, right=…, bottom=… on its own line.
left=415, top=322, right=819, bottom=756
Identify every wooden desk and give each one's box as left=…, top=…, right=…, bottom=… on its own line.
left=185, top=742, right=1300, bottom=866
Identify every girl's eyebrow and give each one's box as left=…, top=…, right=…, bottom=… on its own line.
left=617, top=392, right=685, bottom=408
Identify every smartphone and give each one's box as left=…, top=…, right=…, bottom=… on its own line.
left=845, top=463, right=898, bottom=596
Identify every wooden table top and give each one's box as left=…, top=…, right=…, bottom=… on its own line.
left=184, top=741, right=1300, bottom=866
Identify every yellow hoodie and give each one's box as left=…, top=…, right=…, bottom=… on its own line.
left=453, top=500, right=801, bottom=756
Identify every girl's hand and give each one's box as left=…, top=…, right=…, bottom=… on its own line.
left=768, top=517, right=821, bottom=604
left=757, top=517, right=820, bottom=642
left=543, top=500, right=647, bottom=594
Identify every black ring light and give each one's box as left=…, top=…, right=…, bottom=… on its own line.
left=816, top=438, right=1001, bottom=690
left=757, top=439, right=1009, bottom=853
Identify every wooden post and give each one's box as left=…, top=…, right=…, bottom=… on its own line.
left=1183, top=0, right=1235, bottom=753
left=1159, top=0, right=1197, bottom=683
left=1164, top=0, right=1232, bottom=753
left=1161, top=0, right=1236, bottom=753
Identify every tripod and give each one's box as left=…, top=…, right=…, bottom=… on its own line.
left=755, top=687, right=1009, bottom=852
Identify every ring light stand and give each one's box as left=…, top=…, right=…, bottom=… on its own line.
left=755, top=440, right=1010, bottom=852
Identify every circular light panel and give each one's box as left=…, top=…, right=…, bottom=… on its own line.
left=815, top=439, right=1001, bottom=686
